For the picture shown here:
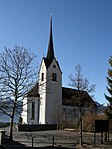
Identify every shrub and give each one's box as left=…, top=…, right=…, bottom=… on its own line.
left=82, top=113, right=106, bottom=132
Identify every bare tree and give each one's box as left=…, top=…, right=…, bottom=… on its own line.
left=68, top=64, right=95, bottom=146
left=0, top=46, right=38, bottom=140
left=51, top=100, right=63, bottom=130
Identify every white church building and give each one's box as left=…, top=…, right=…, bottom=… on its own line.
left=21, top=17, right=96, bottom=125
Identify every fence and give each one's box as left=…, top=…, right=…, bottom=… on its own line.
left=17, top=134, right=79, bottom=148
left=16, top=132, right=112, bottom=148
left=2, top=129, right=112, bottom=148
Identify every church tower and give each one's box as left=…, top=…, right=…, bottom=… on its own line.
left=38, top=16, right=62, bottom=124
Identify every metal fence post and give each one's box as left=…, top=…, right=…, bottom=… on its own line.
left=52, top=136, right=54, bottom=146
left=32, top=137, right=33, bottom=148
left=0, top=131, right=6, bottom=146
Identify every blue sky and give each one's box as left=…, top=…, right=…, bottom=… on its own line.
left=0, top=0, right=112, bottom=104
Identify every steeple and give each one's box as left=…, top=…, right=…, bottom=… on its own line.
left=46, top=15, right=54, bottom=62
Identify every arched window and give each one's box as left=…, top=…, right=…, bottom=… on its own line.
left=41, top=73, right=44, bottom=81
left=31, top=102, right=35, bottom=119
left=52, top=73, right=57, bottom=81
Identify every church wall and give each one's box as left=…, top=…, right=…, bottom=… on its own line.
left=21, top=96, right=28, bottom=124
left=21, top=97, right=39, bottom=124
left=63, top=105, right=93, bottom=124
left=38, top=59, right=47, bottom=124
left=46, top=59, right=62, bottom=124
left=27, top=97, right=39, bottom=124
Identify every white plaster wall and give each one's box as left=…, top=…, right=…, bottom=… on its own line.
left=28, top=97, right=39, bottom=124
left=46, top=59, right=62, bottom=124
left=21, top=97, right=39, bottom=124
left=63, top=105, right=90, bottom=121
left=21, top=97, right=28, bottom=124
left=38, top=59, right=47, bottom=124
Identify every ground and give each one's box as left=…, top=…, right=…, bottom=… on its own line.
left=0, top=126, right=112, bottom=149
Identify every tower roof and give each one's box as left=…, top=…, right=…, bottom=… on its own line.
left=46, top=15, right=54, bottom=64
left=43, top=15, right=61, bottom=71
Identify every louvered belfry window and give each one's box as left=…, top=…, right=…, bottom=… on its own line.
left=52, top=73, right=57, bottom=81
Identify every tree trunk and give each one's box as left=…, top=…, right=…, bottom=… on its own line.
left=9, top=100, right=17, bottom=140
left=80, top=116, right=83, bottom=146
left=9, top=116, right=14, bottom=140
left=79, top=107, right=83, bottom=146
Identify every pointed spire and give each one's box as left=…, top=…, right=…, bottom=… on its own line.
left=46, top=14, right=54, bottom=62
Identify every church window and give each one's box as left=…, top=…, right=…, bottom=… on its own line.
left=41, top=73, right=44, bottom=81
left=31, top=102, right=35, bottom=119
left=52, top=73, right=57, bottom=81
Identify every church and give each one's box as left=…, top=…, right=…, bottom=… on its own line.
left=21, top=16, right=96, bottom=125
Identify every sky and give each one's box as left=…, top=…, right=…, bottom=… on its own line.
left=0, top=0, right=112, bottom=104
